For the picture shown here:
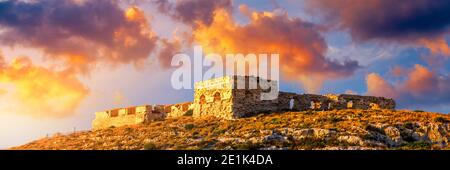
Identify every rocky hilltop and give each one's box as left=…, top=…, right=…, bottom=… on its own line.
left=12, top=109, right=450, bottom=150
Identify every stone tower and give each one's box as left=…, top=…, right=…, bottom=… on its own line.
left=192, top=76, right=279, bottom=119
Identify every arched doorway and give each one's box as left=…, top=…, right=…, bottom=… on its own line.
left=213, top=92, right=221, bottom=102
left=199, top=95, right=206, bottom=114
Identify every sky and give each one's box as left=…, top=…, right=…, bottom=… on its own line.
left=0, top=0, right=450, bottom=148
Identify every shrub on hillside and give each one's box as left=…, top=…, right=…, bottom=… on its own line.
left=434, top=117, right=450, bottom=123
left=143, top=142, right=158, bottom=150
left=184, top=124, right=195, bottom=130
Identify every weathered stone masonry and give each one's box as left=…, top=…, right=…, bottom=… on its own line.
left=92, top=76, right=396, bottom=129
left=191, top=76, right=395, bottom=119
left=92, top=105, right=166, bottom=130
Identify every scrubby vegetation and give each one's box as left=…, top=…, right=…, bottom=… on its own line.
left=11, top=109, right=450, bottom=150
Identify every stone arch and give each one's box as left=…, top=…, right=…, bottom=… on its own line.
left=199, top=95, right=206, bottom=104
left=213, top=92, right=221, bottom=102
left=199, top=95, right=206, bottom=115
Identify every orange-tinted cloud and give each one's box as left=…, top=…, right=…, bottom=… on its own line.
left=0, top=56, right=89, bottom=118
left=192, top=7, right=359, bottom=93
left=366, top=64, right=450, bottom=108
left=0, top=0, right=158, bottom=74
left=366, top=73, right=398, bottom=99
left=419, top=38, right=450, bottom=57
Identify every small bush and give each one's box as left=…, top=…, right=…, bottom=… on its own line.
left=329, top=116, right=343, bottom=123
left=212, top=129, right=226, bottom=136
left=143, top=142, right=158, bottom=150
left=293, top=138, right=327, bottom=149
left=304, top=111, right=314, bottom=115
left=413, top=110, right=424, bottom=112
left=400, top=141, right=431, bottom=150
left=183, top=110, right=193, bottom=116
left=184, top=124, right=195, bottom=130
left=365, top=124, right=385, bottom=135
left=404, top=122, right=415, bottom=129
left=270, top=118, right=281, bottom=124
left=233, top=142, right=262, bottom=150
left=434, top=117, right=450, bottom=123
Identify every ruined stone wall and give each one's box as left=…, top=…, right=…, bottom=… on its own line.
left=272, top=92, right=298, bottom=111
left=192, top=76, right=234, bottom=119
left=284, top=94, right=396, bottom=111
left=232, top=89, right=278, bottom=118
left=295, top=94, right=334, bottom=110
left=229, top=76, right=280, bottom=118
left=92, top=105, right=166, bottom=130
left=167, top=102, right=193, bottom=118
left=92, top=76, right=398, bottom=127
left=274, top=93, right=396, bottom=112
left=189, top=75, right=395, bottom=119
left=335, top=94, right=395, bottom=110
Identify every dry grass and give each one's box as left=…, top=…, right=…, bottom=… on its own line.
left=11, top=109, right=450, bottom=150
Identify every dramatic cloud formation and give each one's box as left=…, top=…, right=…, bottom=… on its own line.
left=0, top=55, right=89, bottom=118
left=0, top=0, right=159, bottom=118
left=192, top=6, right=359, bottom=92
left=367, top=64, right=450, bottom=108
left=306, top=0, right=450, bottom=56
left=0, top=0, right=158, bottom=73
left=307, top=0, right=450, bottom=41
left=155, top=0, right=232, bottom=26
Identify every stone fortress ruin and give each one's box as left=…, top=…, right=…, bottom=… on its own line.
left=92, top=76, right=396, bottom=130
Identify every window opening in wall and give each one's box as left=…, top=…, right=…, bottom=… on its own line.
left=127, top=107, right=136, bottom=115
left=347, top=101, right=354, bottom=108
left=110, top=109, right=119, bottom=117
left=214, top=92, right=221, bottom=102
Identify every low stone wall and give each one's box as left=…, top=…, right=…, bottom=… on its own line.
left=92, top=105, right=166, bottom=130
left=167, top=102, right=193, bottom=118
left=230, top=92, right=396, bottom=118
left=296, top=94, right=334, bottom=110
left=337, top=94, right=395, bottom=110
left=278, top=93, right=396, bottom=111
left=232, top=89, right=281, bottom=118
